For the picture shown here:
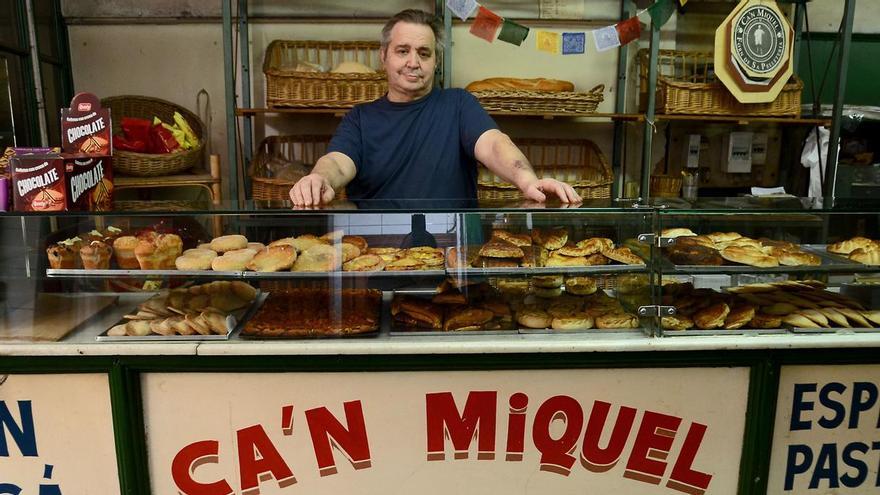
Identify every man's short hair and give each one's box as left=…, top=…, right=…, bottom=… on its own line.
left=380, top=9, right=444, bottom=58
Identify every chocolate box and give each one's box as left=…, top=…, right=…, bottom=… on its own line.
left=61, top=93, right=112, bottom=155
left=10, top=153, right=66, bottom=212
left=65, top=155, right=113, bottom=211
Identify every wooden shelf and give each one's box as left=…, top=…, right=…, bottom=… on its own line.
left=610, top=114, right=832, bottom=125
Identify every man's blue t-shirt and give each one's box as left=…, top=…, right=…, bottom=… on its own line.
left=327, top=88, right=497, bottom=200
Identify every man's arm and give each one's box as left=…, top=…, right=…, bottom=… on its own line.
left=473, top=129, right=581, bottom=203
left=289, top=151, right=357, bottom=206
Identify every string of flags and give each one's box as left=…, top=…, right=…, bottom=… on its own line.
left=447, top=0, right=687, bottom=54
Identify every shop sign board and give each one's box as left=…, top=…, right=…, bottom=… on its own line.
left=769, top=365, right=880, bottom=492
left=0, top=373, right=120, bottom=493
left=143, top=367, right=749, bottom=495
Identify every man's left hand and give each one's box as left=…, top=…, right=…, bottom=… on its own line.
left=522, top=178, right=582, bottom=203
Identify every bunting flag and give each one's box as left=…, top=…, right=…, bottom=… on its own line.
left=536, top=31, right=561, bottom=54
left=562, top=32, right=586, bottom=55
left=678, top=0, right=689, bottom=6
left=498, top=19, right=530, bottom=46
left=592, top=25, right=620, bottom=52
left=616, top=16, right=642, bottom=45
left=470, top=5, right=503, bottom=42
left=446, top=0, right=478, bottom=22
left=648, top=0, right=677, bottom=30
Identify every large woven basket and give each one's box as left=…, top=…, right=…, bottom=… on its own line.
left=249, top=135, right=346, bottom=201
left=470, top=85, right=605, bottom=114
left=264, top=40, right=387, bottom=108
left=102, top=95, right=205, bottom=177
left=637, top=49, right=802, bottom=117
left=478, top=138, right=612, bottom=200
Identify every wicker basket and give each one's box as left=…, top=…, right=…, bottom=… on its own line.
left=101, top=95, right=205, bottom=177
left=477, top=138, right=612, bottom=200
left=470, top=85, right=605, bottom=114
left=249, top=135, right=347, bottom=201
left=649, top=175, right=682, bottom=198
left=264, top=40, right=387, bottom=108
left=637, top=49, right=802, bottom=117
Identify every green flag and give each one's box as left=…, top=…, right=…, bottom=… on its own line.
left=498, top=19, right=530, bottom=46
left=648, top=0, right=677, bottom=30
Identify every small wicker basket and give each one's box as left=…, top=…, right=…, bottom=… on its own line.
left=102, top=95, right=205, bottom=177
left=637, top=49, right=802, bottom=117
left=477, top=139, right=612, bottom=200
left=249, top=135, right=347, bottom=201
left=264, top=40, right=387, bottom=108
left=470, top=85, right=605, bottom=114
left=649, top=175, right=682, bottom=198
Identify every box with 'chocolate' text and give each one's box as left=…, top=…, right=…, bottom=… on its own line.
left=65, top=155, right=114, bottom=211
left=61, top=93, right=112, bottom=155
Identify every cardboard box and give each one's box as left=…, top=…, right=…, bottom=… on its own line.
left=65, top=155, right=113, bottom=211
left=10, top=152, right=66, bottom=212
left=61, top=93, right=112, bottom=155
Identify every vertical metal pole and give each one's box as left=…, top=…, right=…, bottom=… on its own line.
left=24, top=0, right=48, bottom=147
left=612, top=0, right=634, bottom=199
left=239, top=0, right=253, bottom=198
left=823, top=0, right=855, bottom=204
left=792, top=1, right=805, bottom=74
left=641, top=22, right=661, bottom=200
left=222, top=0, right=240, bottom=202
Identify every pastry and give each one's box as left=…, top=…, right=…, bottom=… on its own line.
left=850, top=246, right=880, bottom=265
left=749, top=312, right=782, bottom=329
left=827, top=236, right=876, bottom=255
left=340, top=242, right=361, bottom=262
left=799, top=309, right=830, bottom=328
left=175, top=248, right=218, bottom=270
left=320, top=229, right=345, bottom=242
left=495, top=278, right=530, bottom=294
left=406, top=247, right=445, bottom=266
left=46, top=237, right=83, bottom=269
left=80, top=240, right=112, bottom=269
left=774, top=250, right=821, bottom=267
left=693, top=302, right=730, bottom=329
left=545, top=254, right=587, bottom=267
left=247, top=245, right=296, bottom=272
left=292, top=244, right=342, bottom=272
left=595, top=312, right=639, bottom=329
left=473, top=257, right=520, bottom=268
left=660, top=228, right=696, bottom=238
left=706, top=232, right=741, bottom=244
left=479, top=239, right=524, bottom=259
left=444, top=307, right=494, bottom=331
left=673, top=235, right=717, bottom=250
left=112, top=236, right=139, bottom=269
left=601, top=247, right=645, bottom=265
left=551, top=312, right=595, bottom=330
left=287, top=234, right=329, bottom=253
left=662, top=314, right=694, bottom=331
left=135, top=234, right=183, bottom=270
left=758, top=238, right=798, bottom=251
left=531, top=227, right=568, bottom=250
left=391, top=296, right=443, bottom=329
left=210, top=234, right=248, bottom=253
left=446, top=246, right=477, bottom=269
left=432, top=291, right=467, bottom=305
left=723, top=304, right=756, bottom=330
left=666, top=244, right=724, bottom=266
left=211, top=248, right=258, bottom=271
left=720, top=246, right=779, bottom=268
left=782, top=313, right=820, bottom=328
left=247, top=242, right=266, bottom=252
left=466, top=77, right=575, bottom=92
left=532, top=274, right=563, bottom=288
left=385, top=257, right=426, bottom=271
left=533, top=286, right=563, bottom=298
left=555, top=243, right=591, bottom=257
left=341, top=235, right=368, bottom=252
left=517, top=308, right=552, bottom=329
left=565, top=276, right=598, bottom=296
left=491, top=230, right=532, bottom=247
left=574, top=237, right=614, bottom=255
left=342, top=254, right=386, bottom=272
left=836, top=308, right=873, bottom=328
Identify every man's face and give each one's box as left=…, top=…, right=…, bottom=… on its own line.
left=381, top=22, right=436, bottom=102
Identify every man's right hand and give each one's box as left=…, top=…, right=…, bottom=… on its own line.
left=289, top=173, right=335, bottom=206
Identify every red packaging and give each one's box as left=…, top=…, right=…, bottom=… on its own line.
left=61, top=93, right=112, bottom=155
left=9, top=153, right=66, bottom=212
left=65, top=155, right=114, bottom=211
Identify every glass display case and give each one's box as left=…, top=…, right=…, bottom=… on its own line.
left=0, top=198, right=877, bottom=347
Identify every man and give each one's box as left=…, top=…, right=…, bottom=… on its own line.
left=289, top=9, right=581, bottom=206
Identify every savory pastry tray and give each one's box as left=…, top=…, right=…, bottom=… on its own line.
left=47, top=269, right=447, bottom=279
left=96, top=291, right=267, bottom=342
left=446, top=265, right=647, bottom=277
left=663, top=244, right=868, bottom=274
left=661, top=328, right=788, bottom=337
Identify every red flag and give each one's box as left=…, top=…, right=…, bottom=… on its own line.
left=615, top=16, right=642, bottom=46
left=469, top=6, right=503, bottom=42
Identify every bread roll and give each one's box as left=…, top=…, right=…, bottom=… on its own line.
left=466, top=77, right=574, bottom=93
left=210, top=234, right=248, bottom=253
left=574, top=237, right=614, bottom=255
left=211, top=248, right=258, bottom=271
left=175, top=248, right=218, bottom=270
left=720, top=246, right=779, bottom=268
left=551, top=313, right=594, bottom=330
left=247, top=245, right=296, bottom=272
left=517, top=308, right=552, bottom=329
left=292, top=244, right=342, bottom=272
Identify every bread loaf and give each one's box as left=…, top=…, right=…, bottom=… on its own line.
left=466, top=77, right=574, bottom=93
